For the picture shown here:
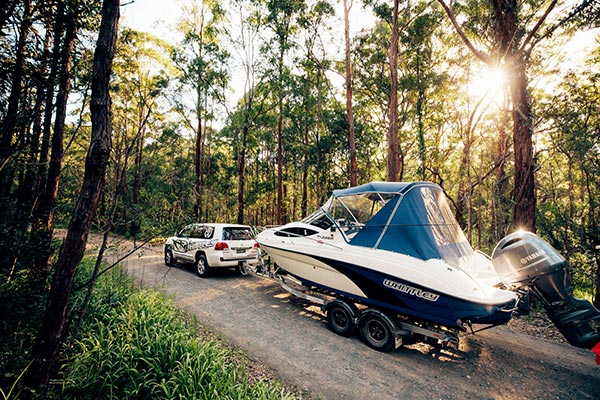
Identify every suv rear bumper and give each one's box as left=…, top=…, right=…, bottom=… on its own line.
left=206, top=254, right=259, bottom=268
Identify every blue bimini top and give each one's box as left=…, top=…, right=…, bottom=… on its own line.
left=324, top=182, right=473, bottom=266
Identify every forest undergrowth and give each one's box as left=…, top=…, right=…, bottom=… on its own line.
left=0, top=256, right=300, bottom=399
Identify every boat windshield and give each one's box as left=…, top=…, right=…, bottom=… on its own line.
left=300, top=192, right=395, bottom=240
left=302, top=182, right=473, bottom=267
left=302, top=205, right=335, bottom=231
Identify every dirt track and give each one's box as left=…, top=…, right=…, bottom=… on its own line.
left=114, top=242, right=600, bottom=400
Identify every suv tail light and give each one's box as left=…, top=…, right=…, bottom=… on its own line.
left=214, top=242, right=229, bottom=251
left=253, top=242, right=260, bottom=249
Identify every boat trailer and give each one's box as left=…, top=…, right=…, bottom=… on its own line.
left=243, top=259, right=466, bottom=352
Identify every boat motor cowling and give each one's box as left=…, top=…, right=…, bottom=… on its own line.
left=491, top=231, right=600, bottom=350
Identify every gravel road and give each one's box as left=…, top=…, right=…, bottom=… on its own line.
left=118, top=243, right=600, bottom=400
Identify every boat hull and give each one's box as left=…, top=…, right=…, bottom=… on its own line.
left=261, top=243, right=515, bottom=328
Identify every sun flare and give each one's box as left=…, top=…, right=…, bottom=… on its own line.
left=467, top=66, right=509, bottom=106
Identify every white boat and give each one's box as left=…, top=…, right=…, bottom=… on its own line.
left=256, top=181, right=600, bottom=352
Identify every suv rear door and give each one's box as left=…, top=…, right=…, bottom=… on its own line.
left=221, top=226, right=256, bottom=261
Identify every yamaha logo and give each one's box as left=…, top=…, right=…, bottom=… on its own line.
left=520, top=250, right=546, bottom=265
left=383, top=279, right=439, bottom=302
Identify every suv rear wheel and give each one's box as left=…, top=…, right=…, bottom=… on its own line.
left=196, top=255, right=211, bottom=278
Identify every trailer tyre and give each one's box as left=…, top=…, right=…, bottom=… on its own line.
left=326, top=301, right=357, bottom=337
left=359, top=312, right=396, bottom=352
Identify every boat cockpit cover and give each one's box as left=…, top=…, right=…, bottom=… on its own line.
left=335, top=182, right=473, bottom=266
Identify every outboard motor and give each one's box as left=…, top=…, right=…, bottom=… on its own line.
left=492, top=231, right=600, bottom=350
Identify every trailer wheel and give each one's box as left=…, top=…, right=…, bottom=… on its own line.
left=326, top=301, right=357, bottom=337
left=359, top=312, right=397, bottom=352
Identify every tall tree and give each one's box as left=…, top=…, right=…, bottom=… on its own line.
left=0, top=0, right=32, bottom=194
left=227, top=1, right=262, bottom=224
left=436, top=0, right=598, bottom=232
left=264, top=0, right=304, bottom=224
left=172, top=0, right=228, bottom=222
left=28, top=1, right=80, bottom=279
left=28, top=0, right=119, bottom=388
left=343, top=0, right=358, bottom=186
left=386, top=0, right=401, bottom=182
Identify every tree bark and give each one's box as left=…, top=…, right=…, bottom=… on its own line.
left=0, top=0, right=32, bottom=193
left=28, top=0, right=119, bottom=389
left=386, top=0, right=401, bottom=182
left=509, top=56, right=536, bottom=232
left=29, top=5, right=79, bottom=279
left=437, top=0, right=539, bottom=232
left=237, top=105, right=250, bottom=224
left=343, top=0, right=358, bottom=187
left=194, top=108, right=203, bottom=221
left=276, top=97, right=284, bottom=224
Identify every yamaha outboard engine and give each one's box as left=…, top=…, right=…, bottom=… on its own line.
left=492, top=231, right=600, bottom=350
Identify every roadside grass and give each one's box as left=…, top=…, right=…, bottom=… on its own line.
left=0, top=257, right=300, bottom=399
left=61, top=258, right=300, bottom=399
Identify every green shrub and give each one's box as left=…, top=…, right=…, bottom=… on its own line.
left=61, top=268, right=298, bottom=399
left=0, top=273, right=46, bottom=395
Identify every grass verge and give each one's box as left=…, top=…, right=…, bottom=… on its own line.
left=1, top=257, right=300, bottom=399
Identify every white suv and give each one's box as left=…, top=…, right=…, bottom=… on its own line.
left=164, top=223, right=260, bottom=277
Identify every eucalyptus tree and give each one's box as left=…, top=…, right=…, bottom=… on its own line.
left=400, top=8, right=445, bottom=181
left=343, top=0, right=358, bottom=186
left=351, top=22, right=395, bottom=175
left=172, top=0, right=229, bottom=222
left=262, top=0, right=306, bottom=224
left=1, top=0, right=44, bottom=274
left=387, top=0, right=401, bottom=182
left=29, top=0, right=120, bottom=388
left=107, top=29, right=172, bottom=237
left=0, top=0, right=104, bottom=284
left=0, top=0, right=32, bottom=191
left=254, top=0, right=306, bottom=224
left=537, top=46, right=600, bottom=306
left=141, top=123, right=197, bottom=229
left=28, top=0, right=84, bottom=278
left=223, top=0, right=266, bottom=225
left=293, top=0, right=334, bottom=216
left=435, top=0, right=599, bottom=233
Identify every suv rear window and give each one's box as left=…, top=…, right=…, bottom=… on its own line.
left=222, top=227, right=253, bottom=240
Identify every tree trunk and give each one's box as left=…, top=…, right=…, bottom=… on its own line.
left=6, top=26, right=52, bottom=279
left=343, top=0, right=357, bottom=187
left=194, top=109, right=203, bottom=221
left=302, top=124, right=308, bottom=218
left=509, top=57, right=536, bottom=232
left=237, top=108, right=249, bottom=224
left=0, top=0, right=32, bottom=193
left=386, top=0, right=400, bottom=182
left=28, top=0, right=119, bottom=389
left=36, top=0, right=67, bottom=193
left=29, top=6, right=78, bottom=281
left=276, top=98, right=284, bottom=225
left=436, top=0, right=541, bottom=233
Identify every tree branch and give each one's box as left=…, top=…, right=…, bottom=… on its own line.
left=435, top=0, right=491, bottom=64
left=518, top=0, right=559, bottom=57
